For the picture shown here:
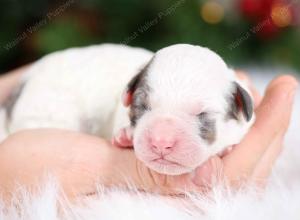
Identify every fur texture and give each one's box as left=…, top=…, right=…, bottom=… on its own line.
left=1, top=44, right=254, bottom=175
left=5, top=44, right=152, bottom=139
left=0, top=69, right=299, bottom=220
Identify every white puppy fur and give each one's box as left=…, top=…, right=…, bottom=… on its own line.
left=1, top=44, right=254, bottom=175
left=5, top=44, right=152, bottom=138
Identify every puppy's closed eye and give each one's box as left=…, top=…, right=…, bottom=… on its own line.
left=130, top=89, right=150, bottom=126
left=197, top=112, right=216, bottom=144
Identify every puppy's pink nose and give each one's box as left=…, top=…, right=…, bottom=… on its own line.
left=150, top=136, right=176, bottom=155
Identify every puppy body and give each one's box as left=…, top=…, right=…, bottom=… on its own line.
left=5, top=44, right=152, bottom=139
left=2, top=44, right=254, bottom=175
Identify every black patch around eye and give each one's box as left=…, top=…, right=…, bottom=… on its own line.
left=129, top=102, right=149, bottom=126
left=127, top=59, right=152, bottom=127
left=129, top=89, right=150, bottom=127
left=197, top=112, right=216, bottom=144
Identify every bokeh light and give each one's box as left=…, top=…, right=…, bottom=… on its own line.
left=271, top=3, right=292, bottom=28
left=201, top=1, right=224, bottom=24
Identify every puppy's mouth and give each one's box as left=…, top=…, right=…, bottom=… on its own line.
left=147, top=157, right=192, bottom=175
left=152, top=157, right=183, bottom=167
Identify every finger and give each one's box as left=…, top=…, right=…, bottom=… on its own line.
left=251, top=135, right=284, bottom=187
left=253, top=75, right=298, bottom=140
left=236, top=71, right=262, bottom=108
left=223, top=75, right=298, bottom=182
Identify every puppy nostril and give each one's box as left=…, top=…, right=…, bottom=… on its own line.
left=149, top=137, right=176, bottom=155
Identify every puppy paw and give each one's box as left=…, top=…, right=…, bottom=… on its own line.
left=111, top=127, right=133, bottom=148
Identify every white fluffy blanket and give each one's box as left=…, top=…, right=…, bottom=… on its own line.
left=1, top=69, right=300, bottom=220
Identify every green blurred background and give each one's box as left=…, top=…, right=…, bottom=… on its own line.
left=0, top=0, right=299, bottom=74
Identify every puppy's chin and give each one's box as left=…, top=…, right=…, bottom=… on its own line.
left=143, top=159, right=194, bottom=175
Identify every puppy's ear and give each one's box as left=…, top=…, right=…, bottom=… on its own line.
left=122, top=72, right=144, bottom=107
left=230, top=82, right=253, bottom=122
left=122, top=59, right=152, bottom=107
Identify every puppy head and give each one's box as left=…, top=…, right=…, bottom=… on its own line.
left=123, top=44, right=254, bottom=175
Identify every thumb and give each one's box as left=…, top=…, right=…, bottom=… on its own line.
left=223, top=75, right=298, bottom=178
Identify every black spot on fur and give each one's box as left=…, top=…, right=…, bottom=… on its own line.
left=198, top=112, right=216, bottom=144
left=128, top=61, right=152, bottom=126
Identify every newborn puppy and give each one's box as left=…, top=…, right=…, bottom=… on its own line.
left=1, top=44, right=254, bottom=175
left=114, top=44, right=255, bottom=175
